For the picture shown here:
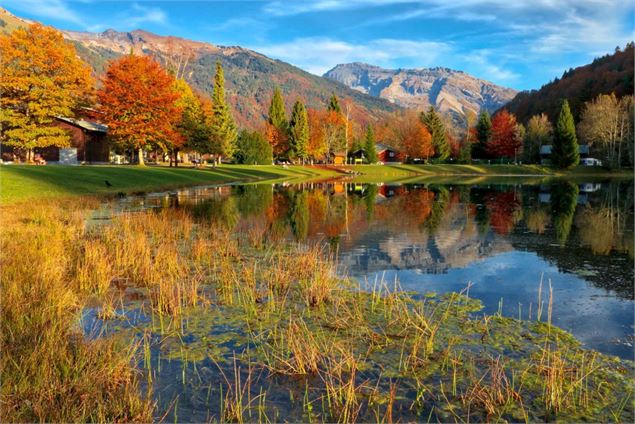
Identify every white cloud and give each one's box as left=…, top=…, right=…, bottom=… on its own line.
left=251, top=37, right=451, bottom=75
left=3, top=0, right=87, bottom=27
left=122, top=2, right=167, bottom=29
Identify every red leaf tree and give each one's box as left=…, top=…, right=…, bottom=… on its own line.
left=487, top=110, right=523, bottom=159
left=98, top=54, right=182, bottom=165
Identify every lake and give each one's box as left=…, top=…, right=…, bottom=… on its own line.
left=84, top=177, right=634, bottom=421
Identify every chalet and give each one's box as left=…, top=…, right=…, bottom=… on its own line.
left=539, top=144, right=589, bottom=165
left=349, top=143, right=404, bottom=164
left=376, top=143, right=403, bottom=163
left=330, top=151, right=347, bottom=165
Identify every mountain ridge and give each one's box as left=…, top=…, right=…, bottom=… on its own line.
left=323, top=62, right=517, bottom=123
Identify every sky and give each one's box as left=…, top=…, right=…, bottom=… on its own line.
left=4, top=0, right=633, bottom=90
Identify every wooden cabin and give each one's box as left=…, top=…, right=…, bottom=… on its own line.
left=376, top=143, right=403, bottom=163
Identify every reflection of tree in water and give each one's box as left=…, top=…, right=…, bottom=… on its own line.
left=233, top=185, right=273, bottom=216
left=525, top=206, right=550, bottom=234
left=363, top=184, right=378, bottom=220
left=288, top=190, right=309, bottom=241
left=425, top=187, right=450, bottom=234
left=550, top=182, right=579, bottom=247
left=190, top=196, right=239, bottom=230
left=486, top=190, right=523, bottom=235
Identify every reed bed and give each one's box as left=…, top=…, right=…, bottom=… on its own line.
left=1, top=198, right=633, bottom=423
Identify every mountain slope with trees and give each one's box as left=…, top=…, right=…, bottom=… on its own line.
left=503, top=43, right=634, bottom=124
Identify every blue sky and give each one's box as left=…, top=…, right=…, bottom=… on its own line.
left=4, top=1, right=633, bottom=90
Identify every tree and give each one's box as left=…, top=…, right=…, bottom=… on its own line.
left=234, top=130, right=273, bottom=165
left=523, top=114, right=553, bottom=163
left=551, top=181, right=579, bottom=246
left=266, top=87, right=289, bottom=157
left=307, top=108, right=328, bottom=162
left=578, top=93, right=633, bottom=168
left=210, top=61, right=237, bottom=162
left=487, top=110, right=523, bottom=159
left=0, top=24, right=93, bottom=162
left=172, top=78, right=206, bottom=166
left=472, top=111, right=492, bottom=159
left=364, top=126, right=378, bottom=163
left=99, top=54, right=181, bottom=165
left=327, top=94, right=341, bottom=113
left=421, top=107, right=450, bottom=161
left=289, top=100, right=309, bottom=162
left=552, top=100, right=579, bottom=168
left=392, top=111, right=434, bottom=160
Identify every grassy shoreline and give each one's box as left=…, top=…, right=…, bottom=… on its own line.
left=1, top=163, right=632, bottom=204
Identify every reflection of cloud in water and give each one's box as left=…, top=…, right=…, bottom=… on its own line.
left=359, top=251, right=633, bottom=359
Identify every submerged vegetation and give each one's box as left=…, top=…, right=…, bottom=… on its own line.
left=1, top=187, right=633, bottom=422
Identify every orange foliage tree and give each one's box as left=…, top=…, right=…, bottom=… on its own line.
left=98, top=55, right=182, bottom=165
left=0, top=24, right=93, bottom=161
left=307, top=109, right=328, bottom=161
left=487, top=110, right=523, bottom=159
left=391, top=111, right=434, bottom=160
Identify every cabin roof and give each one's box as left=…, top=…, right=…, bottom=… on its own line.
left=56, top=116, right=108, bottom=133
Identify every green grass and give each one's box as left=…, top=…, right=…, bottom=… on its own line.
left=1, top=163, right=631, bottom=204
left=0, top=165, right=337, bottom=204
left=344, top=163, right=632, bottom=183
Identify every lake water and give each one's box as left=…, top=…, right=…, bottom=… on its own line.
left=102, top=178, right=634, bottom=359
left=85, top=177, right=634, bottom=421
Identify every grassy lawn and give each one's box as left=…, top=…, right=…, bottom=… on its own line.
left=1, top=163, right=631, bottom=204
left=0, top=164, right=336, bottom=204
left=343, top=163, right=633, bottom=182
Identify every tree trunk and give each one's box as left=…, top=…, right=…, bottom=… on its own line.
left=138, top=148, right=145, bottom=166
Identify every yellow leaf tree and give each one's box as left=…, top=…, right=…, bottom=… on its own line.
left=0, top=24, right=93, bottom=162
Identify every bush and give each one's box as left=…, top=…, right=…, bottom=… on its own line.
left=234, top=130, right=273, bottom=165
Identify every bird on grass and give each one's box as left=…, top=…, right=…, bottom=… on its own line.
left=104, top=180, right=112, bottom=187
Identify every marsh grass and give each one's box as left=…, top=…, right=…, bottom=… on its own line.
left=2, top=197, right=633, bottom=423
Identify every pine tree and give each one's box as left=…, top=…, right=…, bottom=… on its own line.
left=421, top=107, right=450, bottom=161
left=289, top=100, right=309, bottom=162
left=472, top=111, right=492, bottom=159
left=210, top=61, right=237, bottom=161
left=552, top=99, right=579, bottom=168
left=327, top=94, right=341, bottom=113
left=364, top=125, right=378, bottom=163
left=268, top=87, right=288, bottom=130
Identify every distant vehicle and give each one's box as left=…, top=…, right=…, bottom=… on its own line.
left=580, top=158, right=602, bottom=166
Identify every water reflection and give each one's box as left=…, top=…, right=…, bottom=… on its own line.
left=114, top=179, right=634, bottom=358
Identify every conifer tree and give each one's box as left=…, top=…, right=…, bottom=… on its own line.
left=289, top=100, right=309, bottom=162
left=210, top=61, right=237, bottom=162
left=268, top=87, right=288, bottom=130
left=552, top=99, right=579, bottom=168
left=472, top=111, right=492, bottom=159
left=421, top=107, right=450, bottom=161
left=364, top=125, right=378, bottom=163
left=327, top=94, right=341, bottom=113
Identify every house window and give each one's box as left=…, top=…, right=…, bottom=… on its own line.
left=389, top=152, right=394, bottom=157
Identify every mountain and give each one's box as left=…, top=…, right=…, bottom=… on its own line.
left=502, top=43, right=634, bottom=124
left=323, top=63, right=517, bottom=123
left=0, top=8, right=399, bottom=129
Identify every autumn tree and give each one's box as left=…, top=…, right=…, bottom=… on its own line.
left=210, top=61, right=237, bottom=162
left=421, top=107, right=450, bottom=161
left=472, top=111, right=492, bottom=159
left=487, top=110, right=523, bottom=159
left=289, top=100, right=309, bottom=162
left=172, top=78, right=207, bottom=166
left=99, top=54, right=181, bottom=165
left=523, top=114, right=552, bottom=163
left=307, top=108, right=328, bottom=162
left=552, top=99, right=579, bottom=168
left=0, top=24, right=93, bottom=162
left=392, top=111, right=434, bottom=160
left=578, top=93, right=633, bottom=168
left=364, top=125, right=378, bottom=163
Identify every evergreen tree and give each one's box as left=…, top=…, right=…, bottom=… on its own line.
left=327, top=93, right=341, bottom=113
left=234, top=130, right=273, bottom=165
left=210, top=61, right=237, bottom=161
left=268, top=87, right=288, bottom=130
left=552, top=99, right=579, bottom=168
left=421, top=107, right=450, bottom=161
left=472, top=111, right=492, bottom=159
left=289, top=100, right=309, bottom=162
left=364, top=125, right=378, bottom=163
